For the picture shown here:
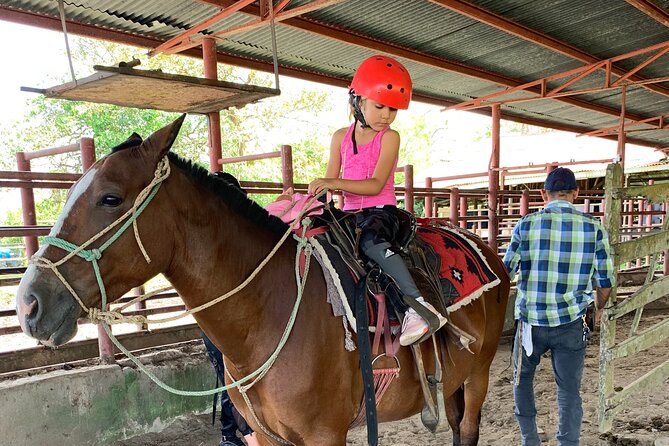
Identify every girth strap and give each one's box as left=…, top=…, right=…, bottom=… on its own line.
left=355, top=274, right=378, bottom=446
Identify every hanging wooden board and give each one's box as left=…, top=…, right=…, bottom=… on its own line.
left=22, top=65, right=280, bottom=113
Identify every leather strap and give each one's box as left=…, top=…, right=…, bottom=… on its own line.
left=355, top=274, right=378, bottom=446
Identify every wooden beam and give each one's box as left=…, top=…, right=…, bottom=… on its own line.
left=603, top=360, right=669, bottom=419
left=614, top=231, right=669, bottom=264
left=608, top=275, right=669, bottom=319
left=0, top=324, right=202, bottom=374
left=618, top=182, right=669, bottom=203
left=604, top=318, right=669, bottom=360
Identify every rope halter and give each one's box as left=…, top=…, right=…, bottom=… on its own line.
left=30, top=156, right=171, bottom=323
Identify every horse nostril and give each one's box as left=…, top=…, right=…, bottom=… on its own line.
left=22, top=293, right=39, bottom=321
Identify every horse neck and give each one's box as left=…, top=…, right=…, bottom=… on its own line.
left=160, top=170, right=296, bottom=366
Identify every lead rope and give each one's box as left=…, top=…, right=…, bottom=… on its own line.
left=30, top=158, right=326, bottom=401
left=224, top=228, right=314, bottom=446
left=96, top=223, right=313, bottom=399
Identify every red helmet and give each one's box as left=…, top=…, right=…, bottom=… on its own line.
left=349, top=55, right=412, bottom=110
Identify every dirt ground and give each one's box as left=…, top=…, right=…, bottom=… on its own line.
left=113, top=310, right=669, bottom=446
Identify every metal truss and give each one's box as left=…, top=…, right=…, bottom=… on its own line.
left=445, top=40, right=669, bottom=112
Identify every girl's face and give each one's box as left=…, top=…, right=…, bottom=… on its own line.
left=360, top=98, right=398, bottom=131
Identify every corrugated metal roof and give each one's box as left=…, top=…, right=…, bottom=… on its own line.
left=1, top=0, right=668, bottom=148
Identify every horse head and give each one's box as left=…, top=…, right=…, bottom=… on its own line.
left=16, top=116, right=185, bottom=347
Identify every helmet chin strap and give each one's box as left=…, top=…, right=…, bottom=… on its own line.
left=349, top=92, right=369, bottom=155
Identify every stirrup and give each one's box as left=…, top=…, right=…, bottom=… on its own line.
left=410, top=335, right=450, bottom=433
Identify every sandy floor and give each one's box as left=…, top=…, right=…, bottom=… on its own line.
left=114, top=311, right=669, bottom=446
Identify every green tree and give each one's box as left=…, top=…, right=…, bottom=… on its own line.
left=0, top=36, right=337, bottom=223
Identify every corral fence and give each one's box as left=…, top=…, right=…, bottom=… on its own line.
left=1, top=146, right=668, bottom=435
left=599, top=162, right=669, bottom=432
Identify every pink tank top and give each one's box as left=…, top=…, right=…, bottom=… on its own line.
left=340, top=123, right=398, bottom=211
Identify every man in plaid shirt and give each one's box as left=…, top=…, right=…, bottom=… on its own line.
left=503, top=167, right=614, bottom=446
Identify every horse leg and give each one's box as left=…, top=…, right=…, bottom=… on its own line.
left=444, top=385, right=465, bottom=445
left=458, top=371, right=491, bottom=446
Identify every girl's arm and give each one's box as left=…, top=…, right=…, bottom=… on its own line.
left=309, top=129, right=400, bottom=196
left=324, top=128, right=345, bottom=179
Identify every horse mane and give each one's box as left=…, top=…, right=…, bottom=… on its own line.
left=166, top=152, right=289, bottom=235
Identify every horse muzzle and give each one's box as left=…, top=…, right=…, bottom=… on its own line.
left=16, top=265, right=80, bottom=347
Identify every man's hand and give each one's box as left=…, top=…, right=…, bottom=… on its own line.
left=595, top=287, right=612, bottom=310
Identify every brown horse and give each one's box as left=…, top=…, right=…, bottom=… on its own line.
left=16, top=117, right=510, bottom=446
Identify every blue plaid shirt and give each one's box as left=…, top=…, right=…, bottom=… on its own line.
left=503, top=200, right=614, bottom=326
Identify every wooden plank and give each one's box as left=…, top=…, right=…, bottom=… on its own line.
left=0, top=278, right=21, bottom=287
left=608, top=275, right=669, bottom=319
left=605, top=318, right=669, bottom=360
left=35, top=65, right=280, bottom=114
left=618, top=183, right=669, bottom=203
left=0, top=170, right=80, bottom=181
left=603, top=360, right=669, bottom=419
left=599, top=162, right=622, bottom=433
left=0, top=323, right=202, bottom=374
left=0, top=226, right=51, bottom=237
left=0, top=180, right=73, bottom=189
left=0, top=267, right=26, bottom=275
left=614, top=231, right=669, bottom=264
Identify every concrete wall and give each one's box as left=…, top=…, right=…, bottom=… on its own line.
left=0, top=348, right=214, bottom=445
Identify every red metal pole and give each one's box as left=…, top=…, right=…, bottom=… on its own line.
left=203, top=37, right=223, bottom=172
left=459, top=195, right=467, bottom=229
left=404, top=165, right=414, bottom=214
left=280, top=145, right=294, bottom=192
left=637, top=198, right=644, bottom=266
left=617, top=85, right=627, bottom=171
left=132, top=286, right=148, bottom=331
left=79, top=138, right=96, bottom=171
left=16, top=152, right=38, bottom=258
left=520, top=189, right=530, bottom=217
left=425, top=177, right=433, bottom=218
left=487, top=105, right=500, bottom=250
left=450, top=187, right=459, bottom=226
left=79, top=138, right=114, bottom=363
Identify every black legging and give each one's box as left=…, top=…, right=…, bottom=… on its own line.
left=201, top=332, right=253, bottom=437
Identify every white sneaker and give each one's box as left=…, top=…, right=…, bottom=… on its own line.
left=399, top=301, right=447, bottom=346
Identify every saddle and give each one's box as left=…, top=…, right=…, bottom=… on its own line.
left=308, top=202, right=485, bottom=439
left=311, top=201, right=452, bottom=323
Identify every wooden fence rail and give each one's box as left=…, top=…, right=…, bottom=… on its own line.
left=599, top=162, right=669, bottom=432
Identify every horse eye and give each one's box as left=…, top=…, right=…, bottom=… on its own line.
left=98, top=194, right=122, bottom=207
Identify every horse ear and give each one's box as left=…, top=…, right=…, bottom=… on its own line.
left=140, top=114, right=186, bottom=162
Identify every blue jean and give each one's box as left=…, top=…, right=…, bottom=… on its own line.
left=513, top=318, right=587, bottom=446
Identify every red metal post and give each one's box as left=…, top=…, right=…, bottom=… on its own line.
left=520, top=189, right=530, bottom=217
left=459, top=195, right=468, bottom=229
left=203, top=37, right=223, bottom=172
left=15, top=152, right=38, bottom=258
left=80, top=139, right=114, bottom=362
left=637, top=197, right=644, bottom=266
left=617, top=85, right=627, bottom=171
left=79, top=137, right=96, bottom=170
left=487, top=105, right=500, bottom=249
left=132, top=286, right=148, bottom=331
left=450, top=187, right=459, bottom=226
left=404, top=165, right=414, bottom=214
left=280, top=145, right=294, bottom=192
left=425, top=177, right=433, bottom=218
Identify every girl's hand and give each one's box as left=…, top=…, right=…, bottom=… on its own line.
left=308, top=178, right=337, bottom=195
